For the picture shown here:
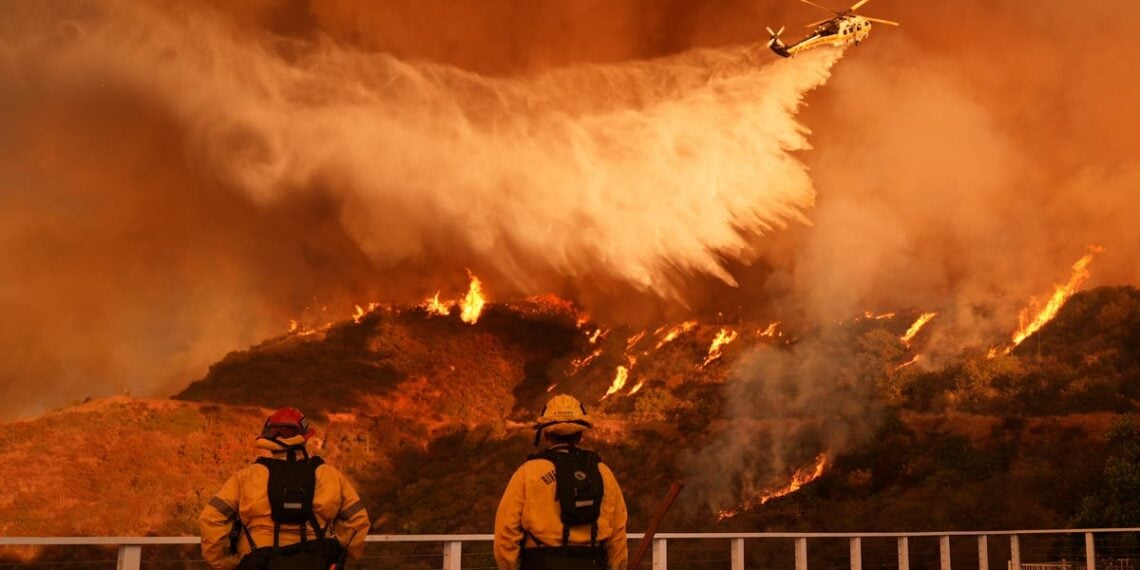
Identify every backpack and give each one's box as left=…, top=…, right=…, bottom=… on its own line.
left=233, top=455, right=347, bottom=570
left=529, top=446, right=606, bottom=547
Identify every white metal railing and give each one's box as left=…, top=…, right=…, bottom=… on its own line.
left=2, top=528, right=1138, bottom=569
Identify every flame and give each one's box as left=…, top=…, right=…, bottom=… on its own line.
left=576, top=313, right=591, bottom=329
left=702, top=328, right=739, bottom=367
left=288, top=319, right=299, bottom=333
left=625, top=331, right=646, bottom=350
left=1006, top=246, right=1105, bottom=353
left=894, top=354, right=921, bottom=371
left=602, top=365, right=630, bottom=399
left=422, top=292, right=452, bottom=316
left=654, top=321, right=698, bottom=349
left=900, top=312, right=937, bottom=345
left=758, top=321, right=781, bottom=338
left=569, top=347, right=605, bottom=375
left=860, top=311, right=896, bottom=321
left=629, top=380, right=646, bottom=395
left=352, top=302, right=381, bottom=324
left=588, top=328, right=605, bottom=344
left=718, top=454, right=829, bottom=521
left=459, top=273, right=487, bottom=324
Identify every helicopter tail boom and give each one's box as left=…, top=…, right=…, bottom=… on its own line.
left=766, top=26, right=792, bottom=57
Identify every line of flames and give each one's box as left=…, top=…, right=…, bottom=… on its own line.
left=716, top=454, right=830, bottom=521
left=999, top=246, right=1105, bottom=355
left=418, top=273, right=488, bottom=324
left=900, top=312, right=937, bottom=345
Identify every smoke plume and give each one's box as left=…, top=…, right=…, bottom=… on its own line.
left=0, top=1, right=840, bottom=417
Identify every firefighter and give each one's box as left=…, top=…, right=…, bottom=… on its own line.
left=494, top=394, right=629, bottom=570
left=199, top=407, right=370, bottom=570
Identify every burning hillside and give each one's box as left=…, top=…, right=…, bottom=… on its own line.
left=1, top=284, right=1139, bottom=564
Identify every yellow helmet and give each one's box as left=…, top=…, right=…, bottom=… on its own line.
left=533, top=394, right=592, bottom=445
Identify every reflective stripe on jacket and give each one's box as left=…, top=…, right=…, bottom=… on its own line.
left=494, top=448, right=628, bottom=570
left=199, top=450, right=370, bottom=570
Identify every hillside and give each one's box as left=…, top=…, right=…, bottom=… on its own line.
left=4, top=287, right=1140, bottom=566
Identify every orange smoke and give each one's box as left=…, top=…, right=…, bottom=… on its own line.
left=1006, top=246, right=1105, bottom=352
left=900, top=312, right=937, bottom=345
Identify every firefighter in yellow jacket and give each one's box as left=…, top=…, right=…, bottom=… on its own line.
left=494, top=394, right=628, bottom=570
left=199, top=407, right=370, bottom=570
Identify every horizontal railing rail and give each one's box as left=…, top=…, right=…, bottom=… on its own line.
left=3, top=528, right=1140, bottom=569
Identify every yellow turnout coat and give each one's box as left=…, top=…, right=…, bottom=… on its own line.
left=494, top=445, right=628, bottom=570
left=199, top=438, right=370, bottom=570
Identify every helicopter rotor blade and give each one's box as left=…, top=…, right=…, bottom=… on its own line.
left=849, top=0, right=873, bottom=11
left=864, top=16, right=900, bottom=26
left=804, top=18, right=832, bottom=28
left=797, top=0, right=840, bottom=14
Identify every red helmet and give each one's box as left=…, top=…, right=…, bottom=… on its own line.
left=260, top=407, right=315, bottom=440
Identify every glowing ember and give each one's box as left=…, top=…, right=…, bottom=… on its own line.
left=702, top=328, right=739, bottom=367
left=588, top=329, right=605, bottom=344
left=602, top=365, right=630, bottom=399
left=717, top=454, right=829, bottom=521
left=1006, top=246, right=1105, bottom=353
left=655, top=321, right=698, bottom=349
left=628, top=380, right=646, bottom=395
left=546, top=383, right=558, bottom=393
left=759, top=321, right=781, bottom=337
left=458, top=273, right=487, bottom=324
left=625, top=331, right=646, bottom=350
left=422, top=292, right=452, bottom=316
left=900, top=312, right=937, bottom=345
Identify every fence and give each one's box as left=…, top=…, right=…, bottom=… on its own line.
left=3, top=529, right=1140, bottom=569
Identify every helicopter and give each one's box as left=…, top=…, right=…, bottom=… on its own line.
left=767, top=0, right=899, bottom=58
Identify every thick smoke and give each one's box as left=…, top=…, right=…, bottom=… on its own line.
left=0, top=1, right=840, bottom=417
left=684, top=0, right=1140, bottom=513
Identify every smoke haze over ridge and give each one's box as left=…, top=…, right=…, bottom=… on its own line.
left=1, top=0, right=1138, bottom=424
left=0, top=1, right=838, bottom=417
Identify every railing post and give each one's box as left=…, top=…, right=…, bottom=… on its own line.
left=731, top=538, right=745, bottom=570
left=652, top=538, right=667, bottom=570
left=1085, top=532, right=1095, bottom=570
left=1010, top=535, right=1020, bottom=570
left=898, top=537, right=910, bottom=570
left=941, top=535, right=952, bottom=570
left=116, top=545, right=141, bottom=570
left=796, top=537, right=808, bottom=570
left=979, top=535, right=989, bottom=570
left=850, top=537, right=863, bottom=570
left=443, top=540, right=462, bottom=570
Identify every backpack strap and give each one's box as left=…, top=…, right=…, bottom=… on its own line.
left=256, top=455, right=326, bottom=549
